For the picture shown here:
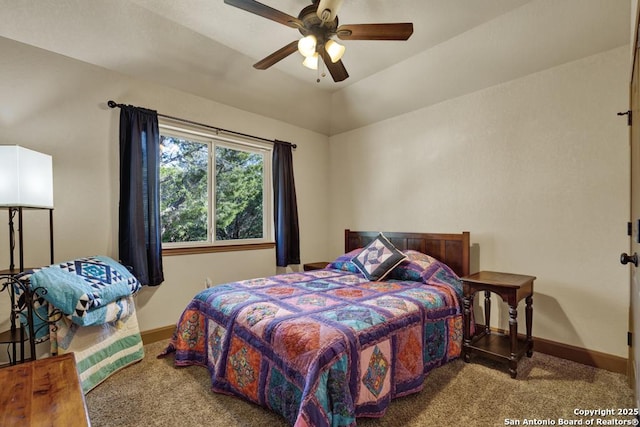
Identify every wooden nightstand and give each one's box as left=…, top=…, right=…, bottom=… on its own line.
left=303, top=262, right=330, bottom=271
left=461, top=271, right=536, bottom=378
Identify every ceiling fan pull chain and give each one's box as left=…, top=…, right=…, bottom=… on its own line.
left=317, top=56, right=326, bottom=83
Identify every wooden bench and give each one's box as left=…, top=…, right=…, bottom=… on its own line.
left=0, top=353, right=90, bottom=426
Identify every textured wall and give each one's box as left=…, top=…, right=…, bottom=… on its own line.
left=329, top=46, right=630, bottom=357
left=0, top=37, right=332, bottom=334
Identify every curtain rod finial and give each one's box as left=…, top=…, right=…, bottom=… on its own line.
left=107, top=100, right=117, bottom=108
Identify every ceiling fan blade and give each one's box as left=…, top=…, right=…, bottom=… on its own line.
left=224, top=0, right=302, bottom=29
left=336, top=23, right=414, bottom=40
left=321, top=51, right=349, bottom=82
left=253, top=41, right=299, bottom=70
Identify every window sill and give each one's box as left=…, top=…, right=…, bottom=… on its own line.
left=162, top=242, right=275, bottom=256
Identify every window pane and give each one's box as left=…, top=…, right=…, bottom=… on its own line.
left=159, top=136, right=209, bottom=243
left=215, top=146, right=264, bottom=240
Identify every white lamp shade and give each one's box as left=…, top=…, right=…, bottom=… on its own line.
left=297, top=35, right=317, bottom=57
left=302, top=52, right=319, bottom=70
left=325, top=39, right=345, bottom=63
left=0, top=145, right=53, bottom=208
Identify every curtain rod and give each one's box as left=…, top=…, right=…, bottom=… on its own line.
left=107, top=100, right=296, bottom=149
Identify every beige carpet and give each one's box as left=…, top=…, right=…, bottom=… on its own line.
left=85, top=340, right=634, bottom=427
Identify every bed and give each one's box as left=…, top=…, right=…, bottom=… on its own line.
left=162, top=230, right=470, bottom=427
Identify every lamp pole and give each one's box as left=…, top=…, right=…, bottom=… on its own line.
left=8, top=207, right=15, bottom=272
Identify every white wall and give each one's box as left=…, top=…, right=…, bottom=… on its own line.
left=0, top=35, right=632, bottom=359
left=328, top=46, right=630, bottom=357
left=0, top=37, right=332, bottom=333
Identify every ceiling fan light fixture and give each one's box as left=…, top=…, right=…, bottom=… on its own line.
left=223, top=0, right=413, bottom=83
left=324, top=39, right=345, bottom=63
left=302, top=52, right=319, bottom=70
left=297, top=35, right=317, bottom=57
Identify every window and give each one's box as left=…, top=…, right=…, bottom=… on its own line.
left=159, top=124, right=272, bottom=250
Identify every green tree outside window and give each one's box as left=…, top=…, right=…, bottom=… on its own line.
left=159, top=133, right=265, bottom=244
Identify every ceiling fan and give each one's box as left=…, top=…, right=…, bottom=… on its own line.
left=223, top=0, right=414, bottom=82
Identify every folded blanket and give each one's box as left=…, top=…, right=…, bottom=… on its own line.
left=23, top=293, right=136, bottom=340
left=52, top=296, right=137, bottom=350
left=28, top=255, right=141, bottom=327
left=50, top=300, right=145, bottom=394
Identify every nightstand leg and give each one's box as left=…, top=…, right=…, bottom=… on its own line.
left=463, top=295, right=472, bottom=363
left=509, top=305, right=518, bottom=378
left=526, top=295, right=533, bottom=357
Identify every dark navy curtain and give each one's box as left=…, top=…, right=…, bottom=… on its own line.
left=118, top=105, right=164, bottom=286
left=272, top=141, right=300, bottom=267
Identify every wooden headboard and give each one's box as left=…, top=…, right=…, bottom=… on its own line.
left=344, top=230, right=470, bottom=277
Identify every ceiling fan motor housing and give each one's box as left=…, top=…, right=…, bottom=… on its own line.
left=298, top=4, right=338, bottom=46
left=316, top=0, right=344, bottom=23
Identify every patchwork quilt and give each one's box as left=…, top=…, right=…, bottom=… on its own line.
left=163, top=256, right=464, bottom=427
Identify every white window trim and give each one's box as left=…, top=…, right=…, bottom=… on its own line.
left=159, top=122, right=273, bottom=249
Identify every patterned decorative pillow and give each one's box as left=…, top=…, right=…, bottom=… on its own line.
left=388, top=250, right=439, bottom=282
left=326, top=248, right=362, bottom=273
left=351, top=233, right=407, bottom=281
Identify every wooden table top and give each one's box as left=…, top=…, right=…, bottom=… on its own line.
left=0, top=353, right=90, bottom=426
left=462, top=271, right=536, bottom=288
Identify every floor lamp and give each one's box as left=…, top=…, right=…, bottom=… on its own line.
left=0, top=145, right=54, bottom=363
left=0, top=145, right=54, bottom=269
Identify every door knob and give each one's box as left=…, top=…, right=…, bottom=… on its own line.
left=620, top=252, right=639, bottom=266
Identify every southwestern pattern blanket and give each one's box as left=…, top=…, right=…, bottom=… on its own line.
left=162, top=258, right=463, bottom=427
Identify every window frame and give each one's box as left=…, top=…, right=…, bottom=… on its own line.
left=158, top=122, right=274, bottom=255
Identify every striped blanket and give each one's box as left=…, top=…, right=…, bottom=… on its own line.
left=49, top=295, right=145, bottom=393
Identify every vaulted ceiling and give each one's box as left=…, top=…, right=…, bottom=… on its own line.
left=0, top=0, right=631, bottom=135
